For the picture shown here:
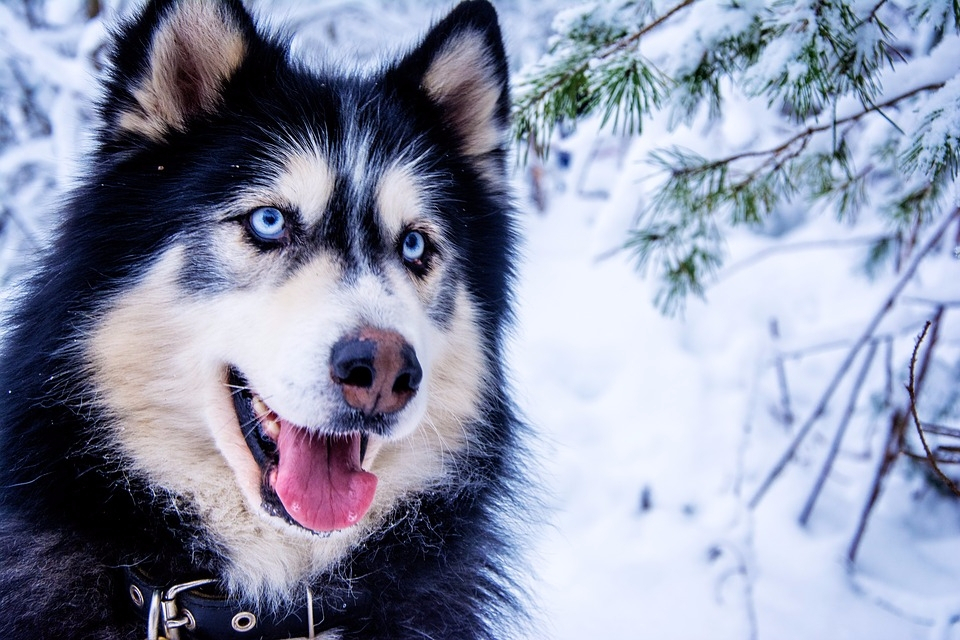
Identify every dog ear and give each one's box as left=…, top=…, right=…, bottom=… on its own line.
left=392, top=0, right=511, bottom=173
left=102, top=0, right=256, bottom=143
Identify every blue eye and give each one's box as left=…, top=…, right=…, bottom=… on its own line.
left=247, top=207, right=287, bottom=243
left=401, top=230, right=426, bottom=263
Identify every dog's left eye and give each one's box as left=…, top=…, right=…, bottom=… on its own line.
left=246, top=207, right=288, bottom=244
left=401, top=230, right=426, bottom=263
left=399, top=229, right=433, bottom=276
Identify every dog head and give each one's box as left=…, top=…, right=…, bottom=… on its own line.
left=78, top=0, right=514, bottom=593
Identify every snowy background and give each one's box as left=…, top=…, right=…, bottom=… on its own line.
left=1, top=1, right=959, bottom=639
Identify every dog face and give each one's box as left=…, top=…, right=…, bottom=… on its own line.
left=80, top=0, right=512, bottom=597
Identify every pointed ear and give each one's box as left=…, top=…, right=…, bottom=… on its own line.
left=393, top=1, right=510, bottom=173
left=102, top=0, right=256, bottom=142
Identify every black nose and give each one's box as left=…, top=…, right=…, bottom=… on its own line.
left=330, top=328, right=422, bottom=416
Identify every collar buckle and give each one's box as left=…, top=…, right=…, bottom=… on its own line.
left=145, top=578, right=217, bottom=640
left=124, top=566, right=362, bottom=640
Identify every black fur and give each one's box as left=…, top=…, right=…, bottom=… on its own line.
left=0, top=1, right=526, bottom=638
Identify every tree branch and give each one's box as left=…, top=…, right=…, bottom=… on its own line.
left=799, top=338, right=879, bottom=526
left=516, top=0, right=699, bottom=118
left=670, top=83, right=944, bottom=181
left=769, top=318, right=794, bottom=427
left=847, top=308, right=947, bottom=561
left=907, top=313, right=960, bottom=497
left=720, top=236, right=886, bottom=282
left=920, top=423, right=960, bottom=438
left=748, top=206, right=960, bottom=509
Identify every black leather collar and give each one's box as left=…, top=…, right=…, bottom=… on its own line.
left=122, top=567, right=370, bottom=639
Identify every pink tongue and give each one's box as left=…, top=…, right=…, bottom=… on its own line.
left=272, top=422, right=378, bottom=532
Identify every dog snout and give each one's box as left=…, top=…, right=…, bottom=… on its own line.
left=330, top=328, right=422, bottom=416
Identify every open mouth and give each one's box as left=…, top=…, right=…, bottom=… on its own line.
left=228, top=368, right=378, bottom=533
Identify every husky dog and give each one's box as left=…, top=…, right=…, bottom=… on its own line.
left=0, top=1, right=527, bottom=638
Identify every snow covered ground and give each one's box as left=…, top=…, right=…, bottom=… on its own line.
left=515, top=120, right=960, bottom=639
left=2, top=1, right=959, bottom=639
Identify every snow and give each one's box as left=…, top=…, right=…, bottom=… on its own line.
left=517, top=115, right=960, bottom=639
left=2, top=1, right=959, bottom=639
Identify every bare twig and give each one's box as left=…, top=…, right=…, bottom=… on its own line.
left=847, top=308, right=946, bottom=561
left=768, top=319, right=794, bottom=427
left=900, top=296, right=960, bottom=307
left=882, top=336, right=893, bottom=412
left=903, top=449, right=960, bottom=464
left=720, top=236, right=886, bottom=282
left=847, top=409, right=907, bottom=562
left=931, top=449, right=960, bottom=464
left=749, top=206, right=960, bottom=509
left=799, top=339, right=879, bottom=526
left=778, top=337, right=870, bottom=362
left=717, top=236, right=883, bottom=281
left=906, top=313, right=960, bottom=496
left=921, top=423, right=960, bottom=438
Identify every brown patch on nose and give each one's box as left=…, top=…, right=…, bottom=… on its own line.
left=330, top=327, right=422, bottom=416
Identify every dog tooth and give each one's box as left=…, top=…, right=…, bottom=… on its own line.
left=252, top=395, right=270, bottom=417
left=250, top=394, right=281, bottom=439
left=262, top=416, right=281, bottom=440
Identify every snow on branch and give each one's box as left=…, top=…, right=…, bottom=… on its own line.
left=514, top=0, right=960, bottom=315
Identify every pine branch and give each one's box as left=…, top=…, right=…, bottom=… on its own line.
left=523, top=0, right=697, bottom=108
left=634, top=80, right=948, bottom=312
left=521, top=0, right=960, bottom=319
left=667, top=82, right=944, bottom=181
left=513, top=0, right=698, bottom=150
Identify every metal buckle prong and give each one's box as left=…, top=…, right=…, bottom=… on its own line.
left=146, top=590, right=162, bottom=640
left=305, top=586, right=316, bottom=639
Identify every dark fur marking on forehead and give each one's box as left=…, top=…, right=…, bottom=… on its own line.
left=311, top=171, right=365, bottom=276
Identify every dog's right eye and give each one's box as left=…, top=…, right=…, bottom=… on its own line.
left=245, top=207, right=288, bottom=246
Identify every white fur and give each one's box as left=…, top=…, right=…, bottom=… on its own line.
left=376, top=163, right=424, bottom=238
left=273, top=152, right=336, bottom=228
